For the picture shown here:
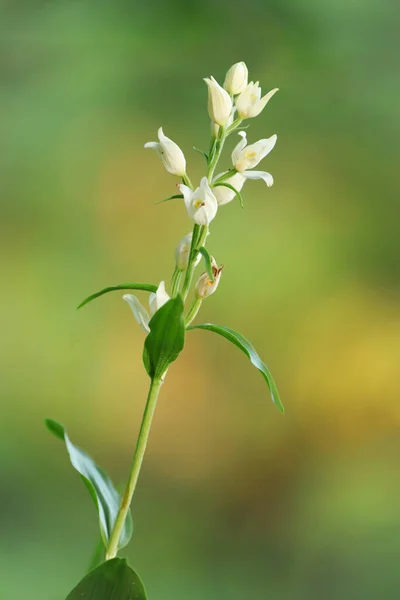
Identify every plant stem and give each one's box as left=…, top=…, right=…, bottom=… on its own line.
left=105, top=377, right=163, bottom=560
left=207, top=126, right=226, bottom=183
left=181, top=224, right=208, bottom=301
left=170, top=266, right=182, bottom=297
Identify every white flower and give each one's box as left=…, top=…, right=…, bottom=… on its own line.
left=236, top=82, right=278, bottom=119
left=224, top=62, right=248, bottom=95
left=179, top=177, right=218, bottom=225
left=231, top=131, right=276, bottom=187
left=195, top=257, right=223, bottom=299
left=149, top=281, right=170, bottom=316
left=213, top=171, right=246, bottom=206
left=123, top=281, right=170, bottom=334
left=204, top=76, right=233, bottom=127
left=144, top=127, right=186, bottom=177
left=175, top=232, right=201, bottom=270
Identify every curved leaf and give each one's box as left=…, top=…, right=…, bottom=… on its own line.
left=65, top=558, right=147, bottom=600
left=45, top=419, right=133, bottom=549
left=213, top=182, right=244, bottom=208
left=154, top=194, right=183, bottom=205
left=198, top=246, right=214, bottom=282
left=78, top=283, right=157, bottom=309
left=143, top=295, right=185, bottom=379
left=193, top=146, right=208, bottom=162
left=187, top=323, right=283, bottom=412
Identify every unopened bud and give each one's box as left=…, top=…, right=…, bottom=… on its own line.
left=224, top=62, right=248, bottom=95
left=195, top=257, right=223, bottom=299
left=175, top=233, right=203, bottom=271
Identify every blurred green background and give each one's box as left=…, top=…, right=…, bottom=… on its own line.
left=1, top=0, right=399, bottom=598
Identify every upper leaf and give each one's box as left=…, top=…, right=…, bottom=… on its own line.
left=65, top=558, right=147, bottom=600
left=198, top=246, right=214, bottom=282
left=143, top=295, right=186, bottom=379
left=187, top=323, right=283, bottom=412
left=78, top=283, right=157, bottom=309
left=45, top=419, right=133, bottom=549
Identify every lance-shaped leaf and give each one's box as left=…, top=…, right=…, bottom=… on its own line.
left=198, top=246, right=214, bottom=282
left=45, top=419, right=133, bottom=549
left=193, top=146, right=209, bottom=163
left=143, top=295, right=185, bottom=379
left=154, top=194, right=184, bottom=205
left=187, top=323, right=283, bottom=412
left=78, top=283, right=157, bottom=309
left=65, top=558, right=147, bottom=600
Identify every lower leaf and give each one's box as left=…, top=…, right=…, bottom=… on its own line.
left=65, top=558, right=147, bottom=600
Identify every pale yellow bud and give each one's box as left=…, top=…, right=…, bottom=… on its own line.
left=224, top=62, right=248, bottom=95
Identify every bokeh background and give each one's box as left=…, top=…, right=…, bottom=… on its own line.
left=1, top=0, right=399, bottom=598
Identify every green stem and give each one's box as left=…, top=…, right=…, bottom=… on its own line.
left=181, top=225, right=208, bottom=301
left=185, top=298, right=202, bottom=326
left=105, top=377, right=163, bottom=560
left=182, top=173, right=194, bottom=189
left=207, top=127, right=226, bottom=183
left=170, top=267, right=182, bottom=297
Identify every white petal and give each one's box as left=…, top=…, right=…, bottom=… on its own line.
left=123, top=294, right=150, bottom=333
left=149, top=281, right=170, bottom=316
left=144, top=141, right=159, bottom=149
left=213, top=172, right=246, bottom=206
left=231, top=131, right=247, bottom=165
left=243, top=170, right=274, bottom=187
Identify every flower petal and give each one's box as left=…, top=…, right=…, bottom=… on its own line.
left=144, top=141, right=159, bottom=149
left=149, top=281, right=170, bottom=316
left=243, top=170, right=274, bottom=187
left=231, top=131, right=247, bottom=165
left=123, top=294, right=150, bottom=333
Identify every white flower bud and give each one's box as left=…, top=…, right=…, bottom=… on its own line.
left=236, top=82, right=278, bottom=119
left=174, top=232, right=199, bottom=271
left=144, top=127, right=186, bottom=176
left=224, top=62, right=248, bottom=95
left=149, top=281, right=170, bottom=317
left=204, top=76, right=233, bottom=127
left=195, top=257, right=223, bottom=299
left=179, top=177, right=218, bottom=226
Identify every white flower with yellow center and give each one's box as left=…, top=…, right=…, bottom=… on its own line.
left=144, top=127, right=186, bottom=177
left=179, top=177, right=218, bottom=225
left=231, top=131, right=277, bottom=187
left=236, top=82, right=278, bottom=119
left=123, top=281, right=170, bottom=334
left=204, top=76, right=233, bottom=127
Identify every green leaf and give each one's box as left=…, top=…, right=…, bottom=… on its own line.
left=45, top=419, right=133, bottom=549
left=198, top=246, right=214, bottom=282
left=77, top=283, right=157, bottom=309
left=143, top=295, right=185, bottom=379
left=154, top=194, right=183, bottom=205
left=193, top=146, right=208, bottom=162
left=65, top=558, right=147, bottom=600
left=187, top=324, right=283, bottom=412
left=213, top=182, right=244, bottom=208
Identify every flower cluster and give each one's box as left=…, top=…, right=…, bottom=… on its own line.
left=128, top=61, right=278, bottom=329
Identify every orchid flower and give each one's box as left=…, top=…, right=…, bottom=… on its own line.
left=236, top=82, right=278, bottom=119
left=179, top=177, right=218, bottom=225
